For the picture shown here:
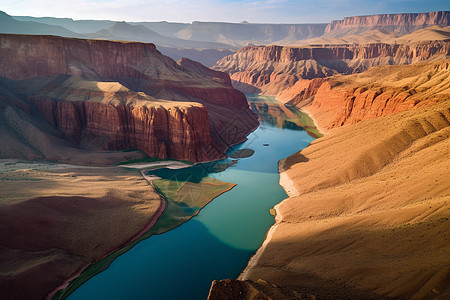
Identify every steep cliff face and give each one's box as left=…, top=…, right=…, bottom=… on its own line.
left=224, top=41, right=450, bottom=62
left=30, top=97, right=212, bottom=162
left=0, top=34, right=258, bottom=162
left=289, top=59, right=450, bottom=131
left=214, top=41, right=450, bottom=96
left=325, top=11, right=450, bottom=36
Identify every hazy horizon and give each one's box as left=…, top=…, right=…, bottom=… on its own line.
left=2, top=0, right=449, bottom=24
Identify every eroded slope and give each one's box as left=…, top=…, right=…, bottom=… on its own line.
left=238, top=101, right=450, bottom=299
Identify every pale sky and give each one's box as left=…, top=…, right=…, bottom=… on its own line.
left=1, top=0, right=449, bottom=23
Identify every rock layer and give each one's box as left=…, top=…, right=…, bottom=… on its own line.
left=289, top=59, right=450, bottom=131
left=214, top=41, right=450, bottom=96
left=0, top=34, right=258, bottom=162
left=325, top=11, right=450, bottom=36
left=31, top=98, right=212, bottom=161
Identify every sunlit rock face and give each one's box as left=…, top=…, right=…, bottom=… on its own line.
left=0, top=34, right=258, bottom=162
left=214, top=41, right=450, bottom=95
left=286, top=59, right=450, bottom=130
left=324, top=11, right=450, bottom=36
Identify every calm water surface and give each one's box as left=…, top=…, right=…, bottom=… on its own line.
left=68, top=95, right=316, bottom=300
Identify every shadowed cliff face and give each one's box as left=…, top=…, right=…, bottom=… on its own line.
left=0, top=34, right=258, bottom=163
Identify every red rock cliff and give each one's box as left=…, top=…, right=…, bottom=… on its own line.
left=214, top=41, right=450, bottom=95
left=324, top=11, right=450, bottom=35
left=0, top=34, right=258, bottom=162
left=289, top=59, right=450, bottom=131
left=229, top=42, right=449, bottom=62
left=30, top=97, right=213, bottom=161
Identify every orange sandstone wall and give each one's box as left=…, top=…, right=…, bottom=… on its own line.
left=325, top=11, right=450, bottom=34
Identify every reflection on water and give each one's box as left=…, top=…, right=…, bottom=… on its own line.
left=247, top=94, right=322, bottom=138
left=67, top=94, right=318, bottom=300
left=147, top=160, right=236, bottom=183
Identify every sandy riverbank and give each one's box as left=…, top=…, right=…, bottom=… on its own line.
left=51, top=161, right=237, bottom=299
left=0, top=161, right=165, bottom=299
left=238, top=103, right=321, bottom=281
left=237, top=101, right=450, bottom=298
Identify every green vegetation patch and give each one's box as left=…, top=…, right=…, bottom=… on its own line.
left=151, top=177, right=235, bottom=234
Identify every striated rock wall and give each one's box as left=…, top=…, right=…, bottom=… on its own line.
left=31, top=98, right=213, bottom=162
left=214, top=41, right=450, bottom=96
left=289, top=59, right=450, bottom=131
left=325, top=11, right=450, bottom=36
left=0, top=34, right=162, bottom=81
left=0, top=34, right=258, bottom=162
left=227, top=41, right=450, bottom=62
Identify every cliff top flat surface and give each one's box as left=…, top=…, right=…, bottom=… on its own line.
left=29, top=76, right=205, bottom=109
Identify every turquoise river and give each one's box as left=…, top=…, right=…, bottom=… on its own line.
left=67, top=94, right=319, bottom=300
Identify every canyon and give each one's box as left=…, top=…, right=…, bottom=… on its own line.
left=226, top=99, right=450, bottom=299
left=209, top=99, right=450, bottom=299
left=208, top=14, right=450, bottom=300
left=0, top=9, right=449, bottom=300
left=0, top=33, right=258, bottom=299
left=0, top=33, right=258, bottom=164
left=214, top=40, right=450, bottom=96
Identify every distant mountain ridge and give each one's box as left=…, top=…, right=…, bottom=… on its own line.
left=0, top=10, right=77, bottom=37
left=12, top=15, right=115, bottom=33
left=12, top=13, right=328, bottom=47
left=10, top=10, right=450, bottom=47
left=92, top=21, right=232, bottom=50
left=3, top=10, right=450, bottom=66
